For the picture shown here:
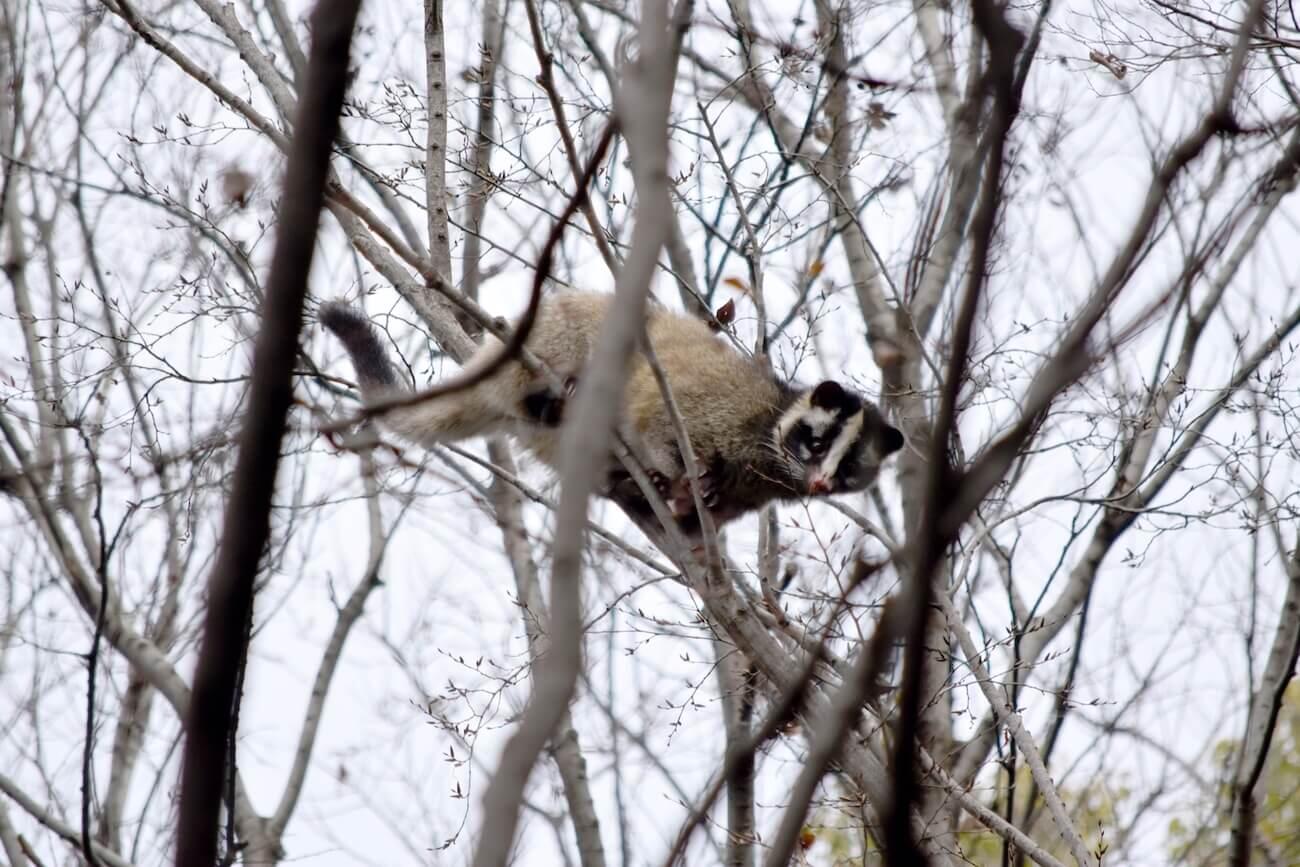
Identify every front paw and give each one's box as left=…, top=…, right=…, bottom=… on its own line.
left=673, top=466, right=719, bottom=516
left=646, top=468, right=675, bottom=505
left=698, top=465, right=721, bottom=511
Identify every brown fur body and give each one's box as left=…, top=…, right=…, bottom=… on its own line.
left=325, top=292, right=898, bottom=527
left=378, top=293, right=799, bottom=495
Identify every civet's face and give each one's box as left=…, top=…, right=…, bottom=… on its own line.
left=779, top=381, right=904, bottom=495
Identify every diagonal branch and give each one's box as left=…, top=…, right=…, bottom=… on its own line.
left=174, top=1, right=363, bottom=863
left=952, top=118, right=1300, bottom=785
left=937, top=592, right=1096, bottom=866
left=887, top=2, right=1024, bottom=859
left=269, top=454, right=388, bottom=836
left=935, top=0, right=1269, bottom=543
left=0, top=773, right=136, bottom=867
left=485, top=440, right=608, bottom=867
left=762, top=593, right=905, bottom=867
left=468, top=4, right=677, bottom=863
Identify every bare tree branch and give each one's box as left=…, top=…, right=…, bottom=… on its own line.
left=886, top=2, right=1025, bottom=859
left=469, top=4, right=677, bottom=862
left=269, top=454, right=387, bottom=836
left=459, top=0, right=505, bottom=306
left=1228, top=531, right=1300, bottom=866
left=714, top=644, right=755, bottom=867
left=523, top=0, right=619, bottom=274
left=0, top=798, right=27, bottom=867
left=937, top=592, right=1097, bottom=866
left=174, top=1, right=363, bottom=862
left=424, top=0, right=452, bottom=285
left=0, top=773, right=136, bottom=867
left=763, top=593, right=905, bottom=867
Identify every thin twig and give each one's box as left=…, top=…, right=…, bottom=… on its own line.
left=523, top=0, right=619, bottom=273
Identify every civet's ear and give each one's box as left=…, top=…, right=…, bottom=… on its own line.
left=809, top=380, right=847, bottom=409
left=881, top=424, right=905, bottom=455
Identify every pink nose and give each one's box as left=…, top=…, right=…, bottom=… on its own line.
left=809, top=477, right=831, bottom=495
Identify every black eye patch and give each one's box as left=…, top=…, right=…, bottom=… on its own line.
left=784, top=422, right=812, bottom=453
left=786, top=415, right=847, bottom=458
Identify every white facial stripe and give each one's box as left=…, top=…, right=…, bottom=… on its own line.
left=818, top=408, right=865, bottom=481
left=804, top=408, right=836, bottom=433
left=776, top=395, right=812, bottom=442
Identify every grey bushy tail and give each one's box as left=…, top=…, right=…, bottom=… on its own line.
left=319, top=301, right=515, bottom=446
left=318, top=302, right=400, bottom=393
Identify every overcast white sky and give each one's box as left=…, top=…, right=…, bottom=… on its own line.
left=4, top=0, right=1299, bottom=865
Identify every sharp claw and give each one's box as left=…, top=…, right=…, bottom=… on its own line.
left=563, top=375, right=578, bottom=396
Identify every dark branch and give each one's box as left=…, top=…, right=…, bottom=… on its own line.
left=173, top=1, right=364, bottom=863
left=884, top=3, right=1025, bottom=862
